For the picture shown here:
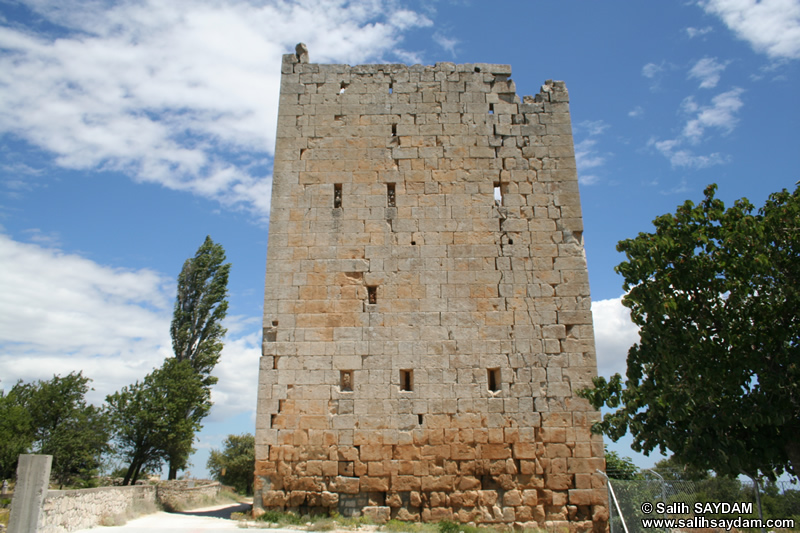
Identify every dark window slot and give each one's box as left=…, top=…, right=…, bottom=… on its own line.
left=340, top=370, right=353, bottom=391
left=387, top=183, right=396, bottom=206
left=400, top=369, right=413, bottom=391
left=367, top=285, right=377, bottom=305
left=488, top=368, right=500, bottom=392
left=334, top=183, right=342, bottom=208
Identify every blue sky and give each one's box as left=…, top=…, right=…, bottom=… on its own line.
left=1, top=0, right=798, bottom=477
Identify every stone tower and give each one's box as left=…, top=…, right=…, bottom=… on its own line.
left=254, top=44, right=608, bottom=531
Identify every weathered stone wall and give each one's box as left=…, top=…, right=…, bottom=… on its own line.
left=156, top=480, right=220, bottom=512
left=38, top=485, right=154, bottom=533
left=255, top=47, right=607, bottom=532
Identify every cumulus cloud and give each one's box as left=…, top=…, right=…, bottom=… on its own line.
left=699, top=0, right=800, bottom=60
left=648, top=88, right=744, bottom=168
left=642, top=62, right=665, bottom=78
left=574, top=121, right=610, bottom=186
left=433, top=32, right=459, bottom=56
left=592, top=297, right=639, bottom=379
left=0, top=233, right=260, bottom=420
left=0, top=0, right=432, bottom=219
left=682, top=88, right=745, bottom=141
left=686, top=26, right=714, bottom=38
left=688, top=57, right=729, bottom=88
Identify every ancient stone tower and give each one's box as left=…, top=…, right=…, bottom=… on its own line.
left=255, top=44, right=608, bottom=531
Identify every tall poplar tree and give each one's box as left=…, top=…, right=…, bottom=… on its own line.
left=166, top=236, right=230, bottom=479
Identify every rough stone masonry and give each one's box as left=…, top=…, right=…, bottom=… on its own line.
left=254, top=44, right=608, bottom=532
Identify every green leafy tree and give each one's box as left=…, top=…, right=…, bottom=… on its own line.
left=0, top=386, right=33, bottom=480
left=107, top=359, right=209, bottom=485
left=11, top=372, right=109, bottom=488
left=167, top=236, right=230, bottom=479
left=581, top=184, right=800, bottom=480
left=651, top=455, right=710, bottom=482
left=207, top=433, right=255, bottom=495
left=604, top=445, right=639, bottom=480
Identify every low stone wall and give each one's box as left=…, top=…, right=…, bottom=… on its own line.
left=156, top=480, right=220, bottom=512
left=38, top=485, right=155, bottom=533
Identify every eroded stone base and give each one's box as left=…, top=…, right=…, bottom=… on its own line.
left=254, top=425, right=607, bottom=532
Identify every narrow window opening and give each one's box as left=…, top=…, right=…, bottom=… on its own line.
left=340, top=370, right=353, bottom=392
left=488, top=368, right=500, bottom=392
left=474, top=66, right=481, bottom=73
left=270, top=414, right=277, bottom=427
left=273, top=356, right=280, bottom=369
left=400, top=369, right=413, bottom=391
left=489, top=103, right=494, bottom=115
left=299, top=148, right=306, bottom=159
left=389, top=82, right=394, bottom=94
left=391, top=123, right=397, bottom=136
left=494, top=182, right=503, bottom=206
left=278, top=399, right=285, bottom=413
left=508, top=239, right=514, bottom=245
left=411, top=240, right=416, bottom=245
left=367, top=285, right=377, bottom=305
left=339, top=81, right=347, bottom=94
left=272, top=320, right=279, bottom=326
left=334, top=183, right=342, bottom=208
left=387, top=183, right=396, bottom=206
left=334, top=114, right=344, bottom=122
left=418, top=414, right=424, bottom=425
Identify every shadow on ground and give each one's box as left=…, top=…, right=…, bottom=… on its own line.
left=175, top=502, right=252, bottom=519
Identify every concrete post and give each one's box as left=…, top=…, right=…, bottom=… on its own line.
left=8, top=454, right=52, bottom=533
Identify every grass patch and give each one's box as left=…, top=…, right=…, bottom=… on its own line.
left=383, top=519, right=440, bottom=533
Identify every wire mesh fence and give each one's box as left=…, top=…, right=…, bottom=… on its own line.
left=605, top=472, right=799, bottom=533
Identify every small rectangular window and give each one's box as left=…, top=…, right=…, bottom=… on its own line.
left=334, top=183, right=342, bottom=208
left=367, top=285, right=377, bottom=305
left=488, top=368, right=500, bottom=392
left=340, top=370, right=353, bottom=392
left=387, top=183, right=396, bottom=207
left=489, top=103, right=495, bottom=115
left=493, top=182, right=503, bottom=206
left=400, top=369, right=413, bottom=391
left=391, top=124, right=397, bottom=136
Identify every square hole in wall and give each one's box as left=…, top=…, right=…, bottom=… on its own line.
left=488, top=368, right=501, bottom=392
left=334, top=183, right=342, bottom=208
left=400, top=369, right=413, bottom=391
left=340, top=370, right=353, bottom=392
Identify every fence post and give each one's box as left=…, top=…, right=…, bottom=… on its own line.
left=8, top=454, right=52, bottom=533
left=598, top=469, right=629, bottom=533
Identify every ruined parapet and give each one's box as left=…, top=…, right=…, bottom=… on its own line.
left=254, top=46, right=608, bottom=532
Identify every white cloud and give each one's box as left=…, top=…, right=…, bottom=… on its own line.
left=648, top=87, right=744, bottom=168
left=649, top=138, right=730, bottom=169
left=433, top=32, right=459, bottom=56
left=699, top=0, right=800, bottom=60
left=682, top=88, right=745, bottom=141
left=686, top=26, right=714, bottom=38
left=642, top=62, right=665, bottom=78
left=592, top=297, right=639, bottom=379
left=628, top=106, right=644, bottom=118
left=574, top=121, right=611, bottom=185
left=688, top=57, right=728, bottom=88
left=0, top=0, right=432, bottom=219
left=0, top=233, right=260, bottom=421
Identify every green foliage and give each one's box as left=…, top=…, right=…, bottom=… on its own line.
left=206, top=433, right=255, bottom=495
left=0, top=387, right=33, bottom=480
left=5, top=372, right=109, bottom=487
left=257, top=509, right=304, bottom=525
left=166, top=236, right=230, bottom=479
left=580, top=184, right=800, bottom=480
left=651, top=455, right=710, bottom=482
left=107, top=358, right=208, bottom=485
left=605, top=445, right=639, bottom=480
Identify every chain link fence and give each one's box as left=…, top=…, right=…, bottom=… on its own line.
left=604, top=471, right=799, bottom=533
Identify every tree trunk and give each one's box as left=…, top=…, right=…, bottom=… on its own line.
left=131, top=461, right=142, bottom=485
left=168, top=462, right=178, bottom=480
left=123, top=461, right=137, bottom=486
